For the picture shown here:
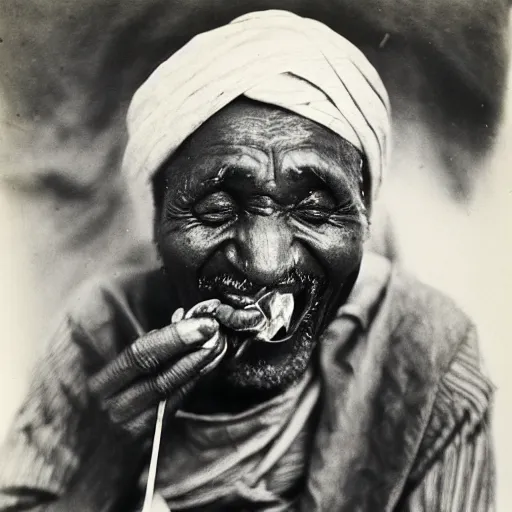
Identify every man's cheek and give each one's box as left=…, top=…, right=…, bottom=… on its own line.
left=159, top=224, right=220, bottom=269
left=301, top=226, right=364, bottom=280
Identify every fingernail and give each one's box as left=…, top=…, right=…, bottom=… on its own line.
left=202, top=331, right=220, bottom=350
left=199, top=338, right=227, bottom=375
left=172, top=307, right=185, bottom=323
left=176, top=317, right=219, bottom=344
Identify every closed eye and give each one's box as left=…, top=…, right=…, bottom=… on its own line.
left=292, top=206, right=332, bottom=225
left=193, top=191, right=238, bottom=226
left=291, top=190, right=336, bottom=225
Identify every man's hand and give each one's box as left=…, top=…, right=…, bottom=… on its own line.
left=89, top=316, right=223, bottom=441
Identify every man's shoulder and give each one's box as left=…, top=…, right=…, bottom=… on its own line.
left=318, top=258, right=493, bottom=502
left=60, top=265, right=171, bottom=352
left=382, top=265, right=494, bottom=474
left=355, top=254, right=473, bottom=360
left=387, top=265, right=471, bottom=335
left=383, top=265, right=474, bottom=363
left=364, top=260, right=488, bottom=408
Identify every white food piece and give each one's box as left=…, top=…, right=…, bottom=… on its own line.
left=254, top=291, right=294, bottom=341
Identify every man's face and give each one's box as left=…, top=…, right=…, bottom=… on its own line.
left=155, top=100, right=368, bottom=391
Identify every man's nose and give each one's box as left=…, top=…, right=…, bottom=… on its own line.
left=224, top=216, right=295, bottom=286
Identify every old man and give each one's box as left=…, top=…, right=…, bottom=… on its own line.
left=0, top=10, right=494, bottom=512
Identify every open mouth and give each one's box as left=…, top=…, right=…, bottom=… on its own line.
left=257, top=286, right=315, bottom=342
left=194, top=274, right=323, bottom=361
left=221, top=284, right=319, bottom=361
left=218, top=280, right=313, bottom=331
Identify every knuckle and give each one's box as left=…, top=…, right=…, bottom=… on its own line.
left=140, top=380, right=156, bottom=399
left=152, top=373, right=172, bottom=397
left=88, top=377, right=103, bottom=398
left=165, top=323, right=186, bottom=347
left=181, top=348, right=205, bottom=365
left=128, top=341, right=158, bottom=373
left=170, top=359, right=198, bottom=384
left=95, top=394, right=109, bottom=413
left=105, top=402, right=123, bottom=426
left=124, top=418, right=145, bottom=439
left=124, top=423, right=137, bottom=438
left=152, top=325, right=179, bottom=346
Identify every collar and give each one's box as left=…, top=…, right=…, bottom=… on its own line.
left=337, top=251, right=392, bottom=330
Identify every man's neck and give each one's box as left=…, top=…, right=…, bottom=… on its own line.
left=183, top=374, right=294, bottom=415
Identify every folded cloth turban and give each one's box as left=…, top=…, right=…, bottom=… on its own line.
left=122, top=9, right=391, bottom=234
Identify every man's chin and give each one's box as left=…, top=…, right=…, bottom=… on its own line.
left=216, top=326, right=316, bottom=392
left=221, top=355, right=311, bottom=391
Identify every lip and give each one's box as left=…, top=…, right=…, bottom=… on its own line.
left=219, top=283, right=301, bottom=309
left=223, top=292, right=259, bottom=309
left=216, top=282, right=315, bottom=339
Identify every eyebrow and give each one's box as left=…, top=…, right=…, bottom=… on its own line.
left=281, top=150, right=353, bottom=189
left=286, top=164, right=330, bottom=185
left=217, top=161, right=332, bottom=189
left=179, top=146, right=357, bottom=199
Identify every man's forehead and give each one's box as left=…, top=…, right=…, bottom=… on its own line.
left=181, top=98, right=349, bottom=156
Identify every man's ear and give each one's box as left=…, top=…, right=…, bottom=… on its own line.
left=152, top=216, right=163, bottom=271
left=151, top=167, right=167, bottom=235
left=151, top=175, right=165, bottom=259
left=153, top=212, right=160, bottom=246
left=361, top=154, right=372, bottom=217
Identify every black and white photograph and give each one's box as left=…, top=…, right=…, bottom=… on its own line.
left=0, top=2, right=511, bottom=510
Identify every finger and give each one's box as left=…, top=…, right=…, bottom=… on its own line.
left=90, top=317, right=218, bottom=398
left=185, top=299, right=221, bottom=319
left=172, top=308, right=185, bottom=323
left=122, top=407, right=157, bottom=440
left=123, top=377, right=199, bottom=440
left=198, top=335, right=227, bottom=376
left=202, top=331, right=219, bottom=349
left=163, top=377, right=199, bottom=414
left=105, top=345, right=220, bottom=423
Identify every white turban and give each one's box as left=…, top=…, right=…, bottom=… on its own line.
left=122, top=10, right=391, bottom=233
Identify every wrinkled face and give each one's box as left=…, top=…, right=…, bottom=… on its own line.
left=155, top=99, right=368, bottom=392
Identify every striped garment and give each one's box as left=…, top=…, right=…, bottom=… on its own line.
left=397, top=332, right=495, bottom=511
left=0, top=253, right=495, bottom=511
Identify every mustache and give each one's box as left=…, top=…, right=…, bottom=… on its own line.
left=198, top=269, right=325, bottom=295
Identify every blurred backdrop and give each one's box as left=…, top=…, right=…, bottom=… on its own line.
left=0, top=0, right=511, bottom=508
